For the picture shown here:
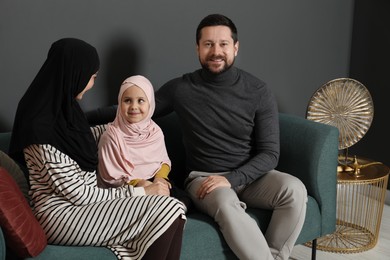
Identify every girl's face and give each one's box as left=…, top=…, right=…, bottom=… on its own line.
left=76, top=72, right=98, bottom=100
left=120, top=86, right=150, bottom=123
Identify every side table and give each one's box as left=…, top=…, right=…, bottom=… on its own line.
left=308, top=156, right=389, bottom=253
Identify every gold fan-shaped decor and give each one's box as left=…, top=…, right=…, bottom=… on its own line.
left=306, top=78, right=374, bottom=150
left=306, top=78, right=375, bottom=175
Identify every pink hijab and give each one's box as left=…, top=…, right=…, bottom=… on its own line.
left=98, top=75, right=171, bottom=187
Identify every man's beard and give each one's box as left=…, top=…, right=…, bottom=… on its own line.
left=199, top=55, right=234, bottom=75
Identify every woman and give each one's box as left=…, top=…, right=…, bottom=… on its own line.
left=9, top=38, right=186, bottom=260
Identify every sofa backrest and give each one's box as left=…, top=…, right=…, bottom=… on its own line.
left=0, top=132, right=11, bottom=153
left=156, top=112, right=339, bottom=192
left=1, top=112, right=339, bottom=194
left=154, top=113, right=187, bottom=188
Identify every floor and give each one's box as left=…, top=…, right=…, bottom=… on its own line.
left=290, top=192, right=390, bottom=260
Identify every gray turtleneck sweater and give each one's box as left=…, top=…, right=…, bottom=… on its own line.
left=155, top=67, right=280, bottom=188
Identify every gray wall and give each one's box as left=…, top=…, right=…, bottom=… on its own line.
left=348, top=0, right=390, bottom=188
left=0, top=0, right=354, bottom=132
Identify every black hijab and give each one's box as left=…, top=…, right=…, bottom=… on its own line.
left=9, top=38, right=100, bottom=172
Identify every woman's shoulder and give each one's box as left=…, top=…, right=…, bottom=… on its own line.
left=25, top=144, right=75, bottom=164
left=25, top=143, right=61, bottom=154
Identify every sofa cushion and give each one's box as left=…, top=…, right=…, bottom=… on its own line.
left=0, top=167, right=47, bottom=257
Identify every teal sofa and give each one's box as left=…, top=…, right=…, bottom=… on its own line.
left=0, top=112, right=339, bottom=260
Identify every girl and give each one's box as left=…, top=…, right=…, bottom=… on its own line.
left=98, top=76, right=191, bottom=211
left=98, top=76, right=172, bottom=191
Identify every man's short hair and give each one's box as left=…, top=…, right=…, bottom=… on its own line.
left=196, top=14, right=238, bottom=44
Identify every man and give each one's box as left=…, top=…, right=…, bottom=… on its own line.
left=155, top=14, right=307, bottom=260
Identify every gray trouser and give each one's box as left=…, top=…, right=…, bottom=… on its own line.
left=185, top=170, right=307, bottom=260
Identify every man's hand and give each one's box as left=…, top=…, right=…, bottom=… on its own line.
left=197, top=175, right=231, bottom=199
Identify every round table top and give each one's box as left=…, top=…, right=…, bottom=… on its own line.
left=337, top=156, right=389, bottom=182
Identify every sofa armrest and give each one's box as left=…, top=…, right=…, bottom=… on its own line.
left=0, top=227, right=5, bottom=260
left=276, top=113, right=339, bottom=236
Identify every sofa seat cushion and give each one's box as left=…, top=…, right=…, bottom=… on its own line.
left=181, top=212, right=236, bottom=259
left=247, top=196, right=321, bottom=245
left=0, top=167, right=47, bottom=257
left=25, top=245, right=117, bottom=260
left=23, top=196, right=321, bottom=260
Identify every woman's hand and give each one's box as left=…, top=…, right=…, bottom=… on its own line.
left=153, top=177, right=172, bottom=189
left=136, top=179, right=153, bottom=187
left=144, top=181, right=170, bottom=196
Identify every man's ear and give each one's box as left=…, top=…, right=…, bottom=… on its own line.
left=234, top=41, right=239, bottom=57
